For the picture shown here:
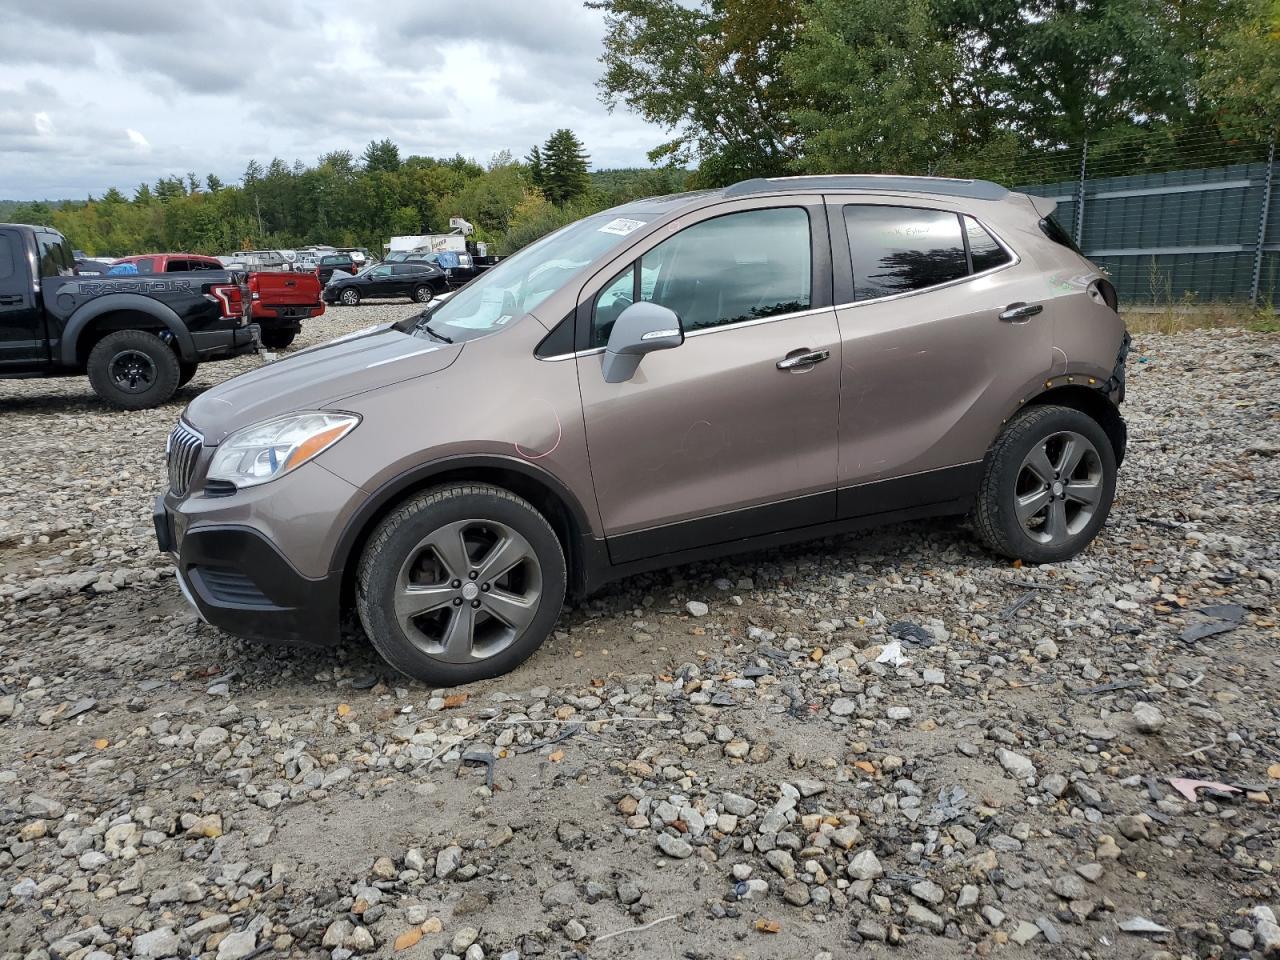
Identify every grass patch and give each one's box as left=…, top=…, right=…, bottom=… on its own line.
left=1122, top=304, right=1280, bottom=335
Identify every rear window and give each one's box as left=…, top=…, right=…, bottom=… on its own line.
left=1039, top=215, right=1082, bottom=255
left=843, top=206, right=967, bottom=301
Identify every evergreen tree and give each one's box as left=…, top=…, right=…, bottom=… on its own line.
left=362, top=138, right=402, bottom=173
left=526, top=144, right=545, bottom=188
left=540, top=129, right=590, bottom=204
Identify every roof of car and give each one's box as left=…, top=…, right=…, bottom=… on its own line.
left=723, top=175, right=1009, bottom=201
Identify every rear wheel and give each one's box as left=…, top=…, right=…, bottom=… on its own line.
left=972, top=404, right=1117, bottom=563
left=86, top=329, right=181, bottom=410
left=339, top=288, right=361, bottom=306
left=356, top=484, right=566, bottom=685
left=412, top=285, right=432, bottom=303
left=260, top=327, right=297, bottom=349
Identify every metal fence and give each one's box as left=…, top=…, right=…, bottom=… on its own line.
left=1016, top=140, right=1277, bottom=309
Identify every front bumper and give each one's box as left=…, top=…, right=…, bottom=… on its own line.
left=191, top=322, right=261, bottom=360
left=154, top=495, right=341, bottom=646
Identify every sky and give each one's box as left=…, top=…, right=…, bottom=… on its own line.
left=0, top=0, right=668, bottom=201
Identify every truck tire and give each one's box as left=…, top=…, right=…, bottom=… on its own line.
left=86, top=329, right=181, bottom=410
left=260, top=328, right=297, bottom=350
left=356, top=484, right=567, bottom=686
left=178, top=362, right=198, bottom=387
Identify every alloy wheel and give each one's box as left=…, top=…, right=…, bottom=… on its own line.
left=393, top=519, right=542, bottom=662
left=1014, top=430, right=1104, bottom=544
left=109, top=349, right=157, bottom=394
left=341, top=289, right=359, bottom=305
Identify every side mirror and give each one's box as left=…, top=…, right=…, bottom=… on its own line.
left=601, top=301, right=684, bottom=383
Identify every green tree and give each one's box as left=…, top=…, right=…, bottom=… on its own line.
left=526, top=144, right=545, bottom=188
left=590, top=0, right=803, bottom=182
left=1201, top=0, right=1280, bottom=140
left=540, top=129, right=591, bottom=204
left=362, top=138, right=402, bottom=173
left=787, top=0, right=964, bottom=174
left=205, top=173, right=225, bottom=193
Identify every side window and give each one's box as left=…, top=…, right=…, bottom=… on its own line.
left=591, top=266, right=637, bottom=346
left=36, top=233, right=73, bottom=278
left=166, top=259, right=189, bottom=272
left=591, top=206, right=811, bottom=347
left=843, top=206, right=967, bottom=301
left=965, top=216, right=1012, bottom=272
left=0, top=231, right=20, bottom=289
left=371, top=265, right=393, bottom=277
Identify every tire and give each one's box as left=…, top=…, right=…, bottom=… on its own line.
left=86, top=329, right=181, bottom=410
left=339, top=288, right=360, bottom=306
left=356, top=484, right=567, bottom=686
left=412, top=285, right=432, bottom=303
left=177, top=362, right=198, bottom=388
left=972, top=404, right=1117, bottom=564
left=260, top=328, right=297, bottom=350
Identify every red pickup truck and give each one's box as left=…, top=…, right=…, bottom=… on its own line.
left=109, top=254, right=323, bottom=349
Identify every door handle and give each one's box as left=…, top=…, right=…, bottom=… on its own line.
left=776, top=349, right=830, bottom=370
left=999, top=302, right=1043, bottom=322
left=0, top=295, right=22, bottom=305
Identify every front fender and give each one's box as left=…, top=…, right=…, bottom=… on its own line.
left=59, top=293, right=197, bottom=366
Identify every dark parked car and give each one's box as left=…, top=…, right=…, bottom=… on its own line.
left=158, top=175, right=1129, bottom=686
left=322, top=261, right=447, bottom=305
left=315, top=254, right=358, bottom=284
left=0, top=224, right=256, bottom=408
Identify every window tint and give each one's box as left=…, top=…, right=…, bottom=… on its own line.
left=843, top=206, right=967, bottom=301
left=964, top=217, right=1012, bottom=272
left=1039, top=215, right=1082, bottom=255
left=36, top=233, right=74, bottom=278
left=393, top=264, right=421, bottom=275
left=591, top=207, right=810, bottom=347
left=0, top=231, right=19, bottom=287
left=165, top=259, right=189, bottom=272
left=591, top=266, right=637, bottom=345
left=135, top=258, right=155, bottom=274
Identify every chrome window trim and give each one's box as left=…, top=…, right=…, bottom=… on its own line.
left=836, top=209, right=1020, bottom=310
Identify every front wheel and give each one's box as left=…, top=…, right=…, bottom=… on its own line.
left=971, top=404, right=1117, bottom=564
left=86, top=329, right=181, bottom=410
left=339, top=288, right=360, bottom=306
left=356, top=484, right=566, bottom=686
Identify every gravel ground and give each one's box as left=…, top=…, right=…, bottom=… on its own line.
left=2, top=304, right=1279, bottom=960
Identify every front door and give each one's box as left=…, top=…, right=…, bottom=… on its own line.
left=826, top=198, right=1054, bottom=516
left=577, top=199, right=841, bottom=564
left=0, top=228, right=46, bottom=369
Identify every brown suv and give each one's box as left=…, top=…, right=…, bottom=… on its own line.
left=155, top=175, right=1128, bottom=684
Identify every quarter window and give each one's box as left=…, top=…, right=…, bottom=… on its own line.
left=843, top=206, right=968, bottom=301
left=965, top=216, right=1012, bottom=272
left=590, top=206, right=811, bottom=347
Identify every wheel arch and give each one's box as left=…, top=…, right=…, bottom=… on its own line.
left=61, top=295, right=196, bottom=367
left=1022, top=385, right=1127, bottom=466
left=333, top=455, right=596, bottom=614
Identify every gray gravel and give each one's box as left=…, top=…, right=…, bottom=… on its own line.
left=1, top=311, right=1279, bottom=959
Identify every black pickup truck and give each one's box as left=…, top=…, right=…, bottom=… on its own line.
left=0, top=223, right=259, bottom=408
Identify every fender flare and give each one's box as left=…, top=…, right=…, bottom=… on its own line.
left=329, top=453, right=598, bottom=579
left=59, top=293, right=197, bottom=366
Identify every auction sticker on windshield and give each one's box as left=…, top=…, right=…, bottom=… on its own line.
left=598, top=218, right=646, bottom=236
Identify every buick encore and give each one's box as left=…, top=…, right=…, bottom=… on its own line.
left=155, top=175, right=1129, bottom=684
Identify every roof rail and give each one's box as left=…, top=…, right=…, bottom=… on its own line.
left=723, top=175, right=1009, bottom=201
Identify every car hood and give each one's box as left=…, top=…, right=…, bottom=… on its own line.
left=183, top=325, right=462, bottom=444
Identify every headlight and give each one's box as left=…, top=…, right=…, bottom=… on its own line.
left=207, top=412, right=359, bottom=489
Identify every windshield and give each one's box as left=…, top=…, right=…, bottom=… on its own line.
left=408, top=211, right=650, bottom=342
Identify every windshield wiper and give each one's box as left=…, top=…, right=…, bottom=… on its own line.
left=420, top=321, right=453, bottom=343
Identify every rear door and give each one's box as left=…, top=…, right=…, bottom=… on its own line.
left=0, top=228, right=46, bottom=367
left=576, top=197, right=841, bottom=563
left=827, top=197, right=1053, bottom=516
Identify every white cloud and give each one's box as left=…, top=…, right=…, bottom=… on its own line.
left=0, top=0, right=668, bottom=200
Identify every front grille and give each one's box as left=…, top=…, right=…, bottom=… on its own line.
left=167, top=421, right=204, bottom=496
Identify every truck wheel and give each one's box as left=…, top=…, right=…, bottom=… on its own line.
left=356, top=484, right=567, bottom=686
left=971, top=404, right=1117, bottom=564
left=86, top=329, right=181, bottom=410
left=178, top=362, right=198, bottom=387
left=412, top=285, right=433, bottom=303
left=340, top=288, right=360, bottom=306
left=260, top=328, right=297, bottom=349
